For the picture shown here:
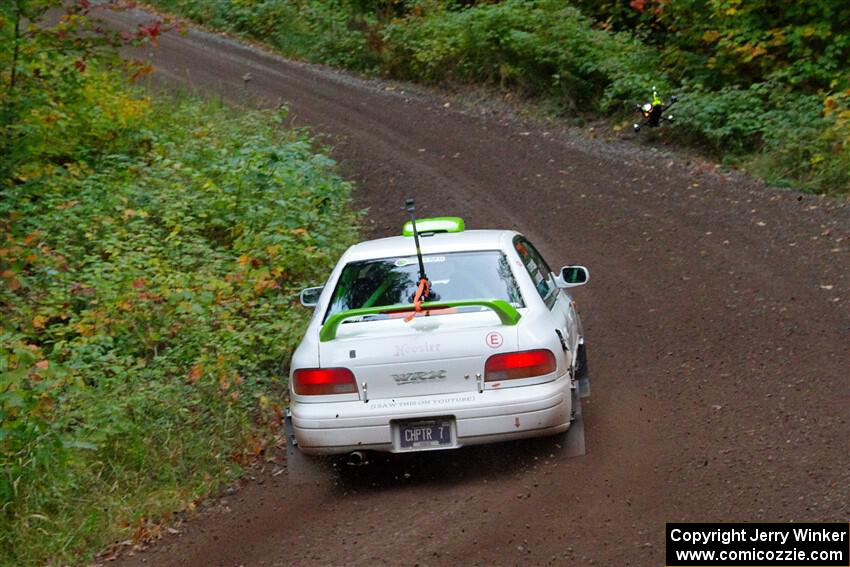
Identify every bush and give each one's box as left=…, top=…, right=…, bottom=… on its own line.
left=1, top=64, right=357, bottom=567
left=145, top=0, right=850, bottom=194
left=381, top=1, right=663, bottom=113
left=152, top=0, right=382, bottom=70
left=2, top=4, right=359, bottom=563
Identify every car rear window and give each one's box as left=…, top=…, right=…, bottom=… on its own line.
left=324, top=251, right=524, bottom=321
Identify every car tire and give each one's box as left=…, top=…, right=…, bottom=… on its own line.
left=576, top=343, right=591, bottom=398
left=556, top=388, right=586, bottom=457
left=576, top=342, right=588, bottom=380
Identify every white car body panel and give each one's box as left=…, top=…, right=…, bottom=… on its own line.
left=320, top=311, right=521, bottom=400
left=288, top=229, right=586, bottom=455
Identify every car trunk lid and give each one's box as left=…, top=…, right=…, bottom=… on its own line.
left=318, top=310, right=518, bottom=399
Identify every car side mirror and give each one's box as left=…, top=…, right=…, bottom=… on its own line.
left=299, top=286, right=324, bottom=307
left=554, top=265, right=589, bottom=288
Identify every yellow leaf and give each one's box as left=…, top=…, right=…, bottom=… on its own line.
left=165, top=224, right=181, bottom=241
left=266, top=245, right=282, bottom=257
left=253, top=275, right=279, bottom=294
left=702, top=30, right=720, bottom=43
left=33, top=315, right=47, bottom=329
left=65, top=163, right=82, bottom=177
left=56, top=200, right=79, bottom=210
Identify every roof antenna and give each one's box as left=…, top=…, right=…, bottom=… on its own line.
left=404, top=198, right=433, bottom=315
left=405, top=198, right=428, bottom=284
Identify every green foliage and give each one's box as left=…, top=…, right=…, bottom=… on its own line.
left=671, top=84, right=850, bottom=190
left=381, top=0, right=662, bottom=113
left=147, top=0, right=850, bottom=193
left=152, top=0, right=382, bottom=69
left=1, top=5, right=358, bottom=563
left=0, top=76, right=357, bottom=564
left=0, top=0, right=141, bottom=186
left=634, top=0, right=847, bottom=91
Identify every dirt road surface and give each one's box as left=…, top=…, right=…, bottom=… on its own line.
left=103, top=7, right=849, bottom=567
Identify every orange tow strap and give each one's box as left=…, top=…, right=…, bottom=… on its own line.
left=404, top=278, right=430, bottom=322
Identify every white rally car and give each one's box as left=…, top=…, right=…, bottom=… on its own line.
left=286, top=214, right=590, bottom=463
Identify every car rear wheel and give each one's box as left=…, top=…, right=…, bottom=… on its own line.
left=575, top=343, right=591, bottom=398
left=557, top=388, right=586, bottom=457
left=575, top=342, right=588, bottom=380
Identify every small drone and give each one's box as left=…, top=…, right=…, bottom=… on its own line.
left=634, top=87, right=677, bottom=132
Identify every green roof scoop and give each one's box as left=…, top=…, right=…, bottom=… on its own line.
left=402, top=217, right=465, bottom=236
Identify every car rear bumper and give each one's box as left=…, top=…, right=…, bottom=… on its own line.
left=290, top=375, right=572, bottom=455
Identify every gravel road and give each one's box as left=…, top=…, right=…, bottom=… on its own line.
left=104, top=7, right=849, bottom=567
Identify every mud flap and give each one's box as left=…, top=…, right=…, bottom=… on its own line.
left=579, top=375, right=591, bottom=398
left=576, top=343, right=591, bottom=398
left=285, top=410, right=332, bottom=484
left=559, top=388, right=586, bottom=458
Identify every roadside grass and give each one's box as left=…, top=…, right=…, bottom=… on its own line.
left=0, top=69, right=357, bottom=565
left=146, top=0, right=850, bottom=195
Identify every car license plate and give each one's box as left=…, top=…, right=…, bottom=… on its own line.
left=397, top=419, right=454, bottom=450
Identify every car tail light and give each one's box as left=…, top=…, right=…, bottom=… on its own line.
left=484, top=349, right=557, bottom=382
left=293, top=368, right=357, bottom=395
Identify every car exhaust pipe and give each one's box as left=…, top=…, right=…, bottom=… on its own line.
left=346, top=450, right=368, bottom=467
